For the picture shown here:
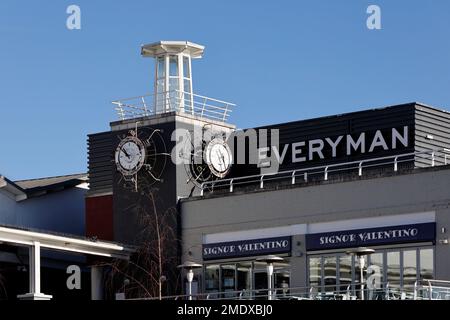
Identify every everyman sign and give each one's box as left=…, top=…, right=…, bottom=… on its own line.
left=203, top=236, right=291, bottom=260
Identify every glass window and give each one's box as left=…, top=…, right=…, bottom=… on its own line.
left=254, top=272, right=267, bottom=299
left=237, top=262, right=252, bottom=295
left=403, top=250, right=417, bottom=289
left=221, top=265, right=236, bottom=298
left=274, top=271, right=290, bottom=298
left=204, top=265, right=220, bottom=297
left=183, top=80, right=192, bottom=112
left=387, top=251, right=401, bottom=290
left=155, top=79, right=166, bottom=112
left=308, top=257, right=322, bottom=291
left=339, top=255, right=352, bottom=292
left=183, top=79, right=191, bottom=94
left=183, top=56, right=190, bottom=78
left=367, top=253, right=384, bottom=300
left=420, top=249, right=434, bottom=280
left=169, top=55, right=179, bottom=77
left=169, top=78, right=179, bottom=91
left=168, top=78, right=180, bottom=110
left=323, top=256, right=337, bottom=293
left=368, top=253, right=384, bottom=286
left=157, top=56, right=165, bottom=78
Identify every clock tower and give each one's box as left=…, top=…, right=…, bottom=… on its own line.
left=85, top=41, right=236, bottom=297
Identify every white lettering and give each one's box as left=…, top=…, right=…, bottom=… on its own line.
left=309, top=139, right=325, bottom=160
left=292, top=141, right=306, bottom=163
left=392, top=126, right=409, bottom=149
left=347, top=132, right=366, bottom=155
left=369, top=130, right=389, bottom=152
left=272, top=145, right=289, bottom=164
left=325, top=136, right=344, bottom=157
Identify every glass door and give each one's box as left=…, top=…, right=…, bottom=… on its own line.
left=253, top=261, right=268, bottom=299
left=237, top=262, right=252, bottom=298
left=221, top=264, right=236, bottom=298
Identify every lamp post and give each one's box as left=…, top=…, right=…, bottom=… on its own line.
left=256, top=255, right=284, bottom=300
left=178, top=261, right=202, bottom=300
left=345, top=247, right=375, bottom=300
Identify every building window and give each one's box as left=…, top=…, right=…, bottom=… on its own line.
left=419, top=248, right=434, bottom=280
left=323, top=256, right=337, bottom=293
left=387, top=251, right=401, bottom=290
left=204, top=264, right=220, bottom=298
left=203, top=260, right=290, bottom=299
left=307, top=246, right=434, bottom=299
left=308, top=257, right=322, bottom=292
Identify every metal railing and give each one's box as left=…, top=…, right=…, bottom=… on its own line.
left=200, top=149, right=450, bottom=196
left=112, top=90, right=236, bottom=123
left=127, top=280, right=450, bottom=301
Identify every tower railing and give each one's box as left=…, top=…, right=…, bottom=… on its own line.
left=112, top=90, right=235, bottom=123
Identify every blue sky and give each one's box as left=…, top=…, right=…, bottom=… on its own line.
left=0, top=1, right=449, bottom=180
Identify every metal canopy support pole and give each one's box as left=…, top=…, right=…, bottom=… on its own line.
left=30, top=241, right=40, bottom=294
left=17, top=241, right=52, bottom=300
left=267, top=263, right=274, bottom=300
left=91, top=266, right=104, bottom=300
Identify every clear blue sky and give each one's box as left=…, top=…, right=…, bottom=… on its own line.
left=1, top=0, right=449, bottom=180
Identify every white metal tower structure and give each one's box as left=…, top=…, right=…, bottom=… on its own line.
left=141, top=40, right=204, bottom=115
left=113, top=40, right=234, bottom=123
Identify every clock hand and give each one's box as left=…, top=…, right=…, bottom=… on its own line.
left=220, top=152, right=226, bottom=166
left=216, top=150, right=225, bottom=170
left=122, top=147, right=131, bottom=158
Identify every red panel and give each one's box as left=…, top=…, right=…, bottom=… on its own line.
left=85, top=195, right=114, bottom=241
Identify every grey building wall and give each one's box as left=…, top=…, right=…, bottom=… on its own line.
left=181, top=166, right=450, bottom=287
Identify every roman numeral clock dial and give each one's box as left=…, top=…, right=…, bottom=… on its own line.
left=115, top=136, right=146, bottom=176
left=115, top=128, right=169, bottom=192
left=205, top=138, right=232, bottom=178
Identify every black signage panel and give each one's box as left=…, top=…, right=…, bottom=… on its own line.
left=306, top=223, right=436, bottom=251
left=203, top=236, right=291, bottom=260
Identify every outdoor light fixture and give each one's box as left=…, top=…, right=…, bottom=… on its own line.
left=177, top=261, right=202, bottom=300
left=345, top=247, right=375, bottom=300
left=256, top=255, right=284, bottom=300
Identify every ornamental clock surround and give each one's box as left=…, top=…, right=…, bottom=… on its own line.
left=114, top=127, right=170, bottom=191
left=115, top=135, right=146, bottom=176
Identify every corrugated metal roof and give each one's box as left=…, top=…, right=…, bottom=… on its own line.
left=14, top=173, right=87, bottom=190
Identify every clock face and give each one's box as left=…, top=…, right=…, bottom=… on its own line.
left=115, top=136, right=146, bottom=176
left=205, top=138, right=232, bottom=178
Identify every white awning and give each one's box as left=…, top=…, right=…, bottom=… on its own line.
left=0, top=225, right=134, bottom=260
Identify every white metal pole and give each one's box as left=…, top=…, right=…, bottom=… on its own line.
left=267, top=263, right=274, bottom=300
left=359, top=256, right=365, bottom=300
left=30, top=241, right=41, bottom=294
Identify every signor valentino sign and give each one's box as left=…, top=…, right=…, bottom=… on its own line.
left=306, top=223, right=436, bottom=251
left=203, top=236, right=291, bottom=260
